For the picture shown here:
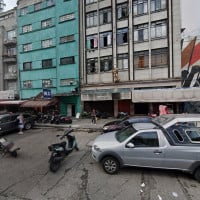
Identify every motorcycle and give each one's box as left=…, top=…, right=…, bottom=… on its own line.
left=0, top=137, right=20, bottom=157
left=48, top=129, right=79, bottom=172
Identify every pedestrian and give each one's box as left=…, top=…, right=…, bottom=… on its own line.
left=91, top=108, right=96, bottom=125
left=17, top=114, right=24, bottom=135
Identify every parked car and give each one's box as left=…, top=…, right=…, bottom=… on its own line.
left=92, top=114, right=200, bottom=182
left=0, top=113, right=35, bottom=135
left=102, top=116, right=152, bottom=133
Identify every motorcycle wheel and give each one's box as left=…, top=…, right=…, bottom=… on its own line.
left=49, top=161, right=61, bottom=172
left=11, top=151, right=18, bottom=158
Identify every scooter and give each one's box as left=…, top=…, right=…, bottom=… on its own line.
left=0, top=137, right=20, bottom=157
left=48, top=129, right=79, bottom=172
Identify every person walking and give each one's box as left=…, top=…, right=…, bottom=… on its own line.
left=17, top=114, right=24, bottom=135
left=91, top=108, right=96, bottom=125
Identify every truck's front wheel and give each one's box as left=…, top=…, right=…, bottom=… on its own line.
left=194, top=167, right=200, bottom=182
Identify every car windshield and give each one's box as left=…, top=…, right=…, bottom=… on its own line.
left=115, top=126, right=137, bottom=143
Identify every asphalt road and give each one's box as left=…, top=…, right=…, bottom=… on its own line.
left=0, top=127, right=200, bottom=200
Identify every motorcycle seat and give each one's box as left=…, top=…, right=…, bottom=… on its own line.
left=51, top=141, right=66, bottom=149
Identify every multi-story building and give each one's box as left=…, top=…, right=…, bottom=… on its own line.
left=17, top=0, right=80, bottom=116
left=0, top=7, right=17, bottom=100
left=80, top=0, right=182, bottom=116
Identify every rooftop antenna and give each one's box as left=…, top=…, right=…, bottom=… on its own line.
left=0, top=0, right=5, bottom=12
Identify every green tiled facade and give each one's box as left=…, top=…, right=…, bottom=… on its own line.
left=17, top=0, right=80, bottom=115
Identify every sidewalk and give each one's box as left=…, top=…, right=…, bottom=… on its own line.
left=35, top=117, right=114, bottom=132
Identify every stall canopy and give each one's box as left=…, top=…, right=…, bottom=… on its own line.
left=20, top=100, right=56, bottom=108
left=0, top=100, right=27, bottom=105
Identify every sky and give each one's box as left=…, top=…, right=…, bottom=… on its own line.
left=3, top=0, right=200, bottom=36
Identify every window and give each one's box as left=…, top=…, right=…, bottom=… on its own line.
left=117, top=3, right=129, bottom=20
left=100, top=56, right=112, bottom=72
left=22, top=24, right=32, bottom=33
left=7, top=47, right=16, bottom=56
left=134, top=23, right=148, bottom=42
left=133, top=0, right=148, bottom=15
left=117, top=54, right=128, bottom=70
left=60, top=13, right=75, bottom=22
left=23, top=62, right=32, bottom=70
left=86, top=11, right=97, bottom=27
left=23, top=43, right=32, bottom=52
left=42, top=59, right=53, bottom=68
left=60, top=35, right=74, bottom=43
left=99, top=32, right=112, bottom=48
left=173, top=130, right=184, bottom=142
left=186, top=128, right=200, bottom=143
left=151, top=0, right=166, bottom=12
left=34, top=2, right=42, bottom=11
left=42, top=39, right=53, bottom=48
left=60, top=56, right=75, bottom=65
left=23, top=80, right=32, bottom=88
left=130, top=132, right=159, bottom=147
left=86, top=35, right=98, bottom=49
left=7, top=30, right=16, bottom=40
left=99, top=8, right=112, bottom=25
left=117, top=28, right=128, bottom=45
left=47, top=0, right=55, bottom=6
left=21, top=7, right=28, bottom=16
left=42, top=79, right=52, bottom=88
left=134, top=50, right=149, bottom=68
left=151, top=20, right=167, bottom=39
left=60, top=78, right=75, bottom=86
left=87, top=58, right=98, bottom=74
left=41, top=18, right=52, bottom=28
left=86, top=0, right=97, bottom=4
left=151, top=48, right=168, bottom=67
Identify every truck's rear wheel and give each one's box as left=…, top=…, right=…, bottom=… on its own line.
left=194, top=167, right=200, bottom=182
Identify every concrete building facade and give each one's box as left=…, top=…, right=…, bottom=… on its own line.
left=0, top=8, right=18, bottom=100
left=80, top=0, right=182, bottom=116
left=17, top=0, right=80, bottom=116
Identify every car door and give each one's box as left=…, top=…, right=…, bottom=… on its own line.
left=0, top=115, right=12, bottom=134
left=122, top=130, right=164, bottom=168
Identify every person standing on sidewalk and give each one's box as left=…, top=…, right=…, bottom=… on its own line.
left=91, top=108, right=97, bottom=125
left=17, top=114, right=24, bottom=134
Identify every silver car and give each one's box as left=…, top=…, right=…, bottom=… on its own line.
left=92, top=114, right=200, bottom=182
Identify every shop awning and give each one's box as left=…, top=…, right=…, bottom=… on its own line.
left=20, top=100, right=55, bottom=108
left=0, top=100, right=27, bottom=105
left=132, top=87, right=200, bottom=102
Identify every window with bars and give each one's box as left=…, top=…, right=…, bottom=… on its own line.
left=41, top=18, right=52, bottom=28
left=42, top=59, right=53, bottom=68
left=87, top=58, right=98, bottom=74
left=85, top=0, right=97, bottom=5
left=47, top=0, right=55, bottom=6
left=22, top=24, right=32, bottom=33
left=23, top=62, right=32, bottom=71
left=60, top=56, right=75, bottom=65
left=100, top=56, right=113, bottom=72
left=60, top=35, right=74, bottom=43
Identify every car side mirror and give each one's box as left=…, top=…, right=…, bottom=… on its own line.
left=126, top=142, right=135, bottom=148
